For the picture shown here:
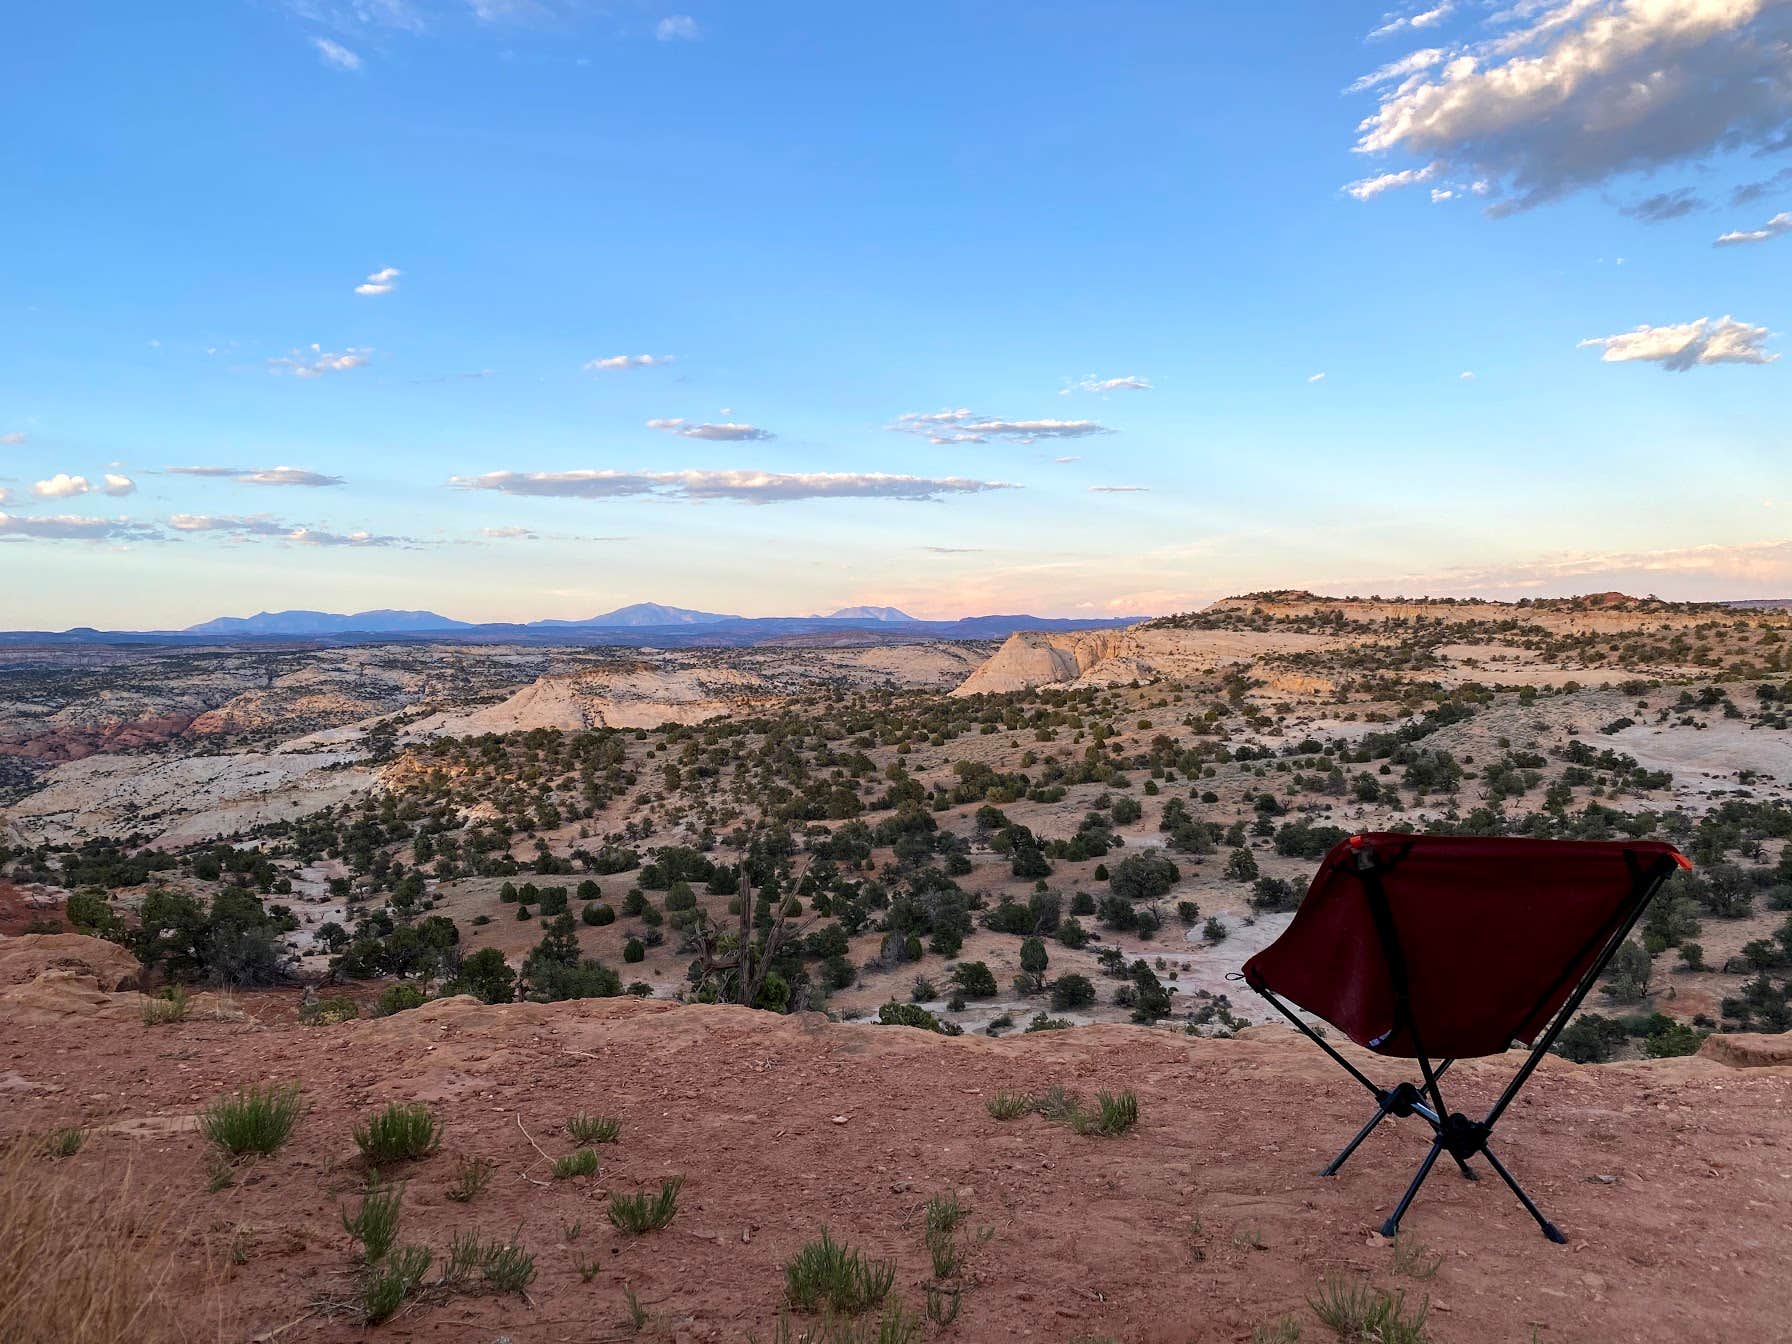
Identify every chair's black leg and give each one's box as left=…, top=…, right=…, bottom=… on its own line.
left=1480, top=1144, right=1567, bottom=1244
left=1449, top=1152, right=1479, bottom=1182
left=1379, top=1140, right=1443, bottom=1238
left=1322, top=1099, right=1391, bottom=1176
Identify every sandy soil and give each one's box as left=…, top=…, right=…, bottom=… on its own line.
left=3, top=982, right=1789, bottom=1344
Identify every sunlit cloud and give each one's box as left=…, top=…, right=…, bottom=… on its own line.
left=268, top=345, right=372, bottom=377
left=448, top=468, right=1018, bottom=504
left=0, top=513, right=160, bottom=542
left=1368, top=3, right=1453, bottom=40
left=102, top=474, right=136, bottom=496
left=1716, top=212, right=1792, bottom=247
left=585, top=354, right=675, bottom=371
left=1346, top=1, right=1792, bottom=213
left=891, top=409, right=1111, bottom=445
left=0, top=432, right=26, bottom=446
left=165, top=465, right=346, bottom=486
left=355, top=265, right=400, bottom=295
left=1062, top=375, right=1151, bottom=394
left=1579, top=316, right=1778, bottom=371
left=312, top=37, right=363, bottom=70
left=656, top=15, right=701, bottom=40
left=33, top=473, right=91, bottom=499
left=646, top=418, right=774, bottom=441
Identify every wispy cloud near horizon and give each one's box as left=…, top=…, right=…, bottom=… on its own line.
left=448, top=468, right=1018, bottom=504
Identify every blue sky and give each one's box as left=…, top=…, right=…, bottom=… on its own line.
left=3, top=0, right=1791, bottom=628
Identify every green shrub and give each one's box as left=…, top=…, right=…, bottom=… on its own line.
left=200, top=1082, right=303, bottom=1158
left=567, top=1113, right=621, bottom=1144
left=1071, top=1090, right=1139, bottom=1137
left=43, top=1126, right=86, bottom=1158
left=784, top=1228, right=896, bottom=1315
left=553, top=1148, right=600, bottom=1180
left=876, top=1002, right=963, bottom=1035
left=374, top=984, right=427, bottom=1016
left=481, top=1239, right=537, bottom=1293
left=141, top=985, right=188, bottom=1026
left=299, top=995, right=359, bottom=1025
left=341, top=1180, right=404, bottom=1263
left=1307, top=1275, right=1430, bottom=1344
left=445, top=1155, right=492, bottom=1203
left=362, top=1244, right=431, bottom=1323
left=353, top=1102, right=441, bottom=1164
left=985, top=1090, right=1031, bottom=1120
left=609, top=1176, right=683, bottom=1235
left=582, top=902, right=617, bottom=926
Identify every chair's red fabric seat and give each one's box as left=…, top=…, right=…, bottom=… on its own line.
left=1241, top=833, right=1686, bottom=1060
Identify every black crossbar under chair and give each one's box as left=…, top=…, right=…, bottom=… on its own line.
left=1240, top=832, right=1688, bottom=1242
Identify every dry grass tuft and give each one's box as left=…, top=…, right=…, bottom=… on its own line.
left=0, top=1137, right=196, bottom=1343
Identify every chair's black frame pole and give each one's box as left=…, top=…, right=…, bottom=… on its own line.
left=1250, top=847, right=1676, bottom=1244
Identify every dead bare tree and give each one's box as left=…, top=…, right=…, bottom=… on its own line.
left=691, top=856, right=815, bottom=1008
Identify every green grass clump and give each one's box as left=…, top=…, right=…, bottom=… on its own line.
left=762, top=1299, right=921, bottom=1344
left=985, top=1090, right=1031, bottom=1120
left=361, top=1244, right=432, bottom=1323
left=141, top=986, right=188, bottom=1026
left=553, top=1148, right=600, bottom=1180
left=43, top=1126, right=86, bottom=1159
left=1252, top=1316, right=1303, bottom=1344
left=353, top=1102, right=441, bottom=1165
left=200, top=1083, right=303, bottom=1158
left=341, top=1181, right=405, bottom=1263
left=784, top=1228, right=897, bottom=1315
left=609, top=1176, right=683, bottom=1235
left=1071, top=1090, right=1139, bottom=1137
left=481, top=1239, right=536, bottom=1293
left=1308, top=1275, right=1430, bottom=1344
left=567, top=1112, right=622, bottom=1144
left=1032, top=1085, right=1080, bottom=1123
left=445, top=1155, right=493, bottom=1203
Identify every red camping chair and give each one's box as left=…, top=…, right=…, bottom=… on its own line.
left=1240, top=833, right=1689, bottom=1243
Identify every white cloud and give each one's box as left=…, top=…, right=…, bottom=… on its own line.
left=102, top=474, right=136, bottom=497
left=312, top=36, right=363, bottom=70
left=1579, top=316, right=1778, bottom=371
left=1343, top=162, right=1438, bottom=200
left=33, top=473, right=91, bottom=499
left=165, top=465, right=346, bottom=487
left=355, top=265, right=401, bottom=296
left=891, top=409, right=1111, bottom=444
left=166, top=512, right=408, bottom=546
left=1064, top=374, right=1151, bottom=394
left=1088, top=485, right=1150, bottom=493
left=1369, top=3, right=1454, bottom=40
left=269, top=345, right=372, bottom=377
left=285, top=526, right=407, bottom=547
left=0, top=432, right=24, bottom=446
left=1307, top=372, right=1326, bottom=383
left=0, top=487, right=10, bottom=505
left=1348, top=47, right=1448, bottom=93
left=656, top=14, right=701, bottom=40
left=585, top=354, right=674, bottom=371
left=482, top=525, right=537, bottom=539
left=646, top=418, right=774, bottom=441
left=1348, top=1, right=1792, bottom=213
left=1460, top=370, right=1476, bottom=379
left=0, top=512, right=159, bottom=541
left=167, top=513, right=291, bottom=535
left=1716, top=211, right=1792, bottom=246
left=448, top=468, right=1018, bottom=504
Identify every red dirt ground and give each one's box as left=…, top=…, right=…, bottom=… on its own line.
left=2, top=970, right=1790, bottom=1343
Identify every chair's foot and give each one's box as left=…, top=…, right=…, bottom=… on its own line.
left=1378, top=1215, right=1401, bottom=1238
left=1541, top=1221, right=1567, bottom=1245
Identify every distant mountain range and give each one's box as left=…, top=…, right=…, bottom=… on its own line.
left=10, top=602, right=1142, bottom=649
